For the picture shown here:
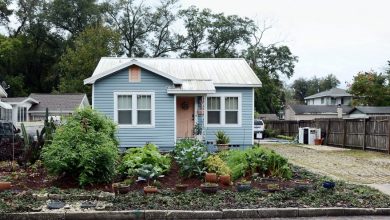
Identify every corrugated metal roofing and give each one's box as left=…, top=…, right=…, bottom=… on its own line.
left=167, top=80, right=215, bottom=94
left=304, top=88, right=352, bottom=99
left=87, top=57, right=261, bottom=86
left=0, top=85, right=7, bottom=97
left=289, top=105, right=353, bottom=114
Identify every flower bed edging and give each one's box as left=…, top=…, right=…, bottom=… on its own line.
left=2, top=208, right=390, bottom=220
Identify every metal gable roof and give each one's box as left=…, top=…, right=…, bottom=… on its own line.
left=28, top=93, right=87, bottom=112
left=0, top=85, right=7, bottom=97
left=84, top=57, right=262, bottom=87
left=167, top=80, right=216, bottom=94
left=304, top=88, right=352, bottom=100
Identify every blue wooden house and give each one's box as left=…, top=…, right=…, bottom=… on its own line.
left=84, top=58, right=262, bottom=151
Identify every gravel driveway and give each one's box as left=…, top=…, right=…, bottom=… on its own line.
left=263, top=144, right=390, bottom=185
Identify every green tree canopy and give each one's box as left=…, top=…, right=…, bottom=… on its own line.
left=349, top=71, right=390, bottom=106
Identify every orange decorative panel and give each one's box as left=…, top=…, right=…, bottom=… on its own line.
left=129, top=66, right=141, bottom=82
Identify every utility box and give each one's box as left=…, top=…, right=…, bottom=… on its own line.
left=298, top=127, right=321, bottom=145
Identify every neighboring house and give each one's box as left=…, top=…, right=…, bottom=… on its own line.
left=348, top=106, right=390, bottom=118
left=257, top=114, right=279, bottom=121
left=0, top=85, right=12, bottom=121
left=304, top=88, right=352, bottom=106
left=84, top=57, right=262, bottom=150
left=284, top=104, right=353, bottom=120
left=2, top=93, right=89, bottom=125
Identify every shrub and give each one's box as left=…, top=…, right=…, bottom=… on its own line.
left=219, top=150, right=248, bottom=180
left=174, top=139, right=208, bottom=178
left=205, top=155, right=231, bottom=175
left=219, top=146, right=292, bottom=180
left=42, top=108, right=119, bottom=186
left=118, top=143, right=171, bottom=177
left=264, top=129, right=279, bottom=138
left=215, top=130, right=230, bottom=144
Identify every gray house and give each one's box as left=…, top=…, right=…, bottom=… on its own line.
left=84, top=58, right=262, bottom=150
left=0, top=85, right=12, bottom=121
left=284, top=104, right=352, bottom=120
left=1, top=93, right=89, bottom=125
left=348, top=106, right=390, bottom=118
left=304, top=88, right=352, bottom=106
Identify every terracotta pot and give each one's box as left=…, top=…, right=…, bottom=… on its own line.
left=314, top=138, right=322, bottom=145
left=219, top=175, right=231, bottom=185
left=0, top=182, right=11, bottom=191
left=205, top=173, right=218, bottom=183
left=175, top=184, right=189, bottom=192
left=217, top=144, right=229, bottom=151
left=143, top=186, right=158, bottom=194
left=200, top=183, right=218, bottom=194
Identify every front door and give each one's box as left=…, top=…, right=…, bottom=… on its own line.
left=176, top=97, right=195, bottom=138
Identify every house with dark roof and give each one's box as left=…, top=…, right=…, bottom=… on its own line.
left=284, top=104, right=352, bottom=120
left=0, top=85, right=12, bottom=121
left=348, top=106, right=390, bottom=118
left=84, top=57, right=262, bottom=150
left=304, top=88, right=353, bottom=106
left=1, top=93, right=89, bottom=125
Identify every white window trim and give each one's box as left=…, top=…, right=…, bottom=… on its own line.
left=17, top=105, right=29, bottom=122
left=114, top=91, right=155, bottom=128
left=205, top=93, right=242, bottom=127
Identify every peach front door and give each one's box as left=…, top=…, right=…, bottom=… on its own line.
left=176, top=97, right=195, bottom=138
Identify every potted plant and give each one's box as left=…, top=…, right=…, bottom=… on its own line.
left=294, top=179, right=311, bottom=192
left=200, top=182, right=218, bottom=194
left=218, top=165, right=232, bottom=186
left=205, top=172, right=218, bottom=183
left=137, top=164, right=159, bottom=194
left=175, top=183, right=189, bottom=192
left=236, top=180, right=252, bottom=192
left=112, top=182, right=131, bottom=194
left=0, top=181, right=11, bottom=191
left=215, top=131, right=230, bottom=151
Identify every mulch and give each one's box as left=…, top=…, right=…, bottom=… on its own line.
left=0, top=161, right=306, bottom=193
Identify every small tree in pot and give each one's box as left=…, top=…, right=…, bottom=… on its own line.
left=137, top=164, right=160, bottom=194
left=215, top=131, right=230, bottom=151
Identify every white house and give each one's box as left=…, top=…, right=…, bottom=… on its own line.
left=0, top=85, right=12, bottom=121
left=304, top=88, right=352, bottom=106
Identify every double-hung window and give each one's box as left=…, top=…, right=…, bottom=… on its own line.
left=17, top=107, right=27, bottom=122
left=207, top=97, right=221, bottom=124
left=206, top=93, right=241, bottom=126
left=115, top=92, right=154, bottom=127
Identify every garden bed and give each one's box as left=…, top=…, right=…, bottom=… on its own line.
left=1, top=165, right=390, bottom=213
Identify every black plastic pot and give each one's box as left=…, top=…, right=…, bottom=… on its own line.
left=236, top=183, right=251, bottom=192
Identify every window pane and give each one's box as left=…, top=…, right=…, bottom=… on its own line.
left=225, top=97, right=238, bottom=110
left=118, top=95, right=132, bottom=109
left=207, top=97, right=220, bottom=110
left=137, top=95, right=151, bottom=109
left=138, top=110, right=151, bottom=124
left=118, top=110, right=132, bottom=124
left=207, top=111, right=220, bottom=124
left=226, top=111, right=238, bottom=124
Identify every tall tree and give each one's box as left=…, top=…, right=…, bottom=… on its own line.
left=47, top=0, right=101, bottom=35
left=0, top=0, right=12, bottom=26
left=149, top=0, right=183, bottom=57
left=58, top=25, right=121, bottom=96
left=104, top=0, right=154, bottom=57
left=291, top=74, right=340, bottom=103
left=349, top=71, right=390, bottom=106
left=179, top=6, right=211, bottom=58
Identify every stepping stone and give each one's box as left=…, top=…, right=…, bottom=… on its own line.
left=47, top=201, right=65, bottom=209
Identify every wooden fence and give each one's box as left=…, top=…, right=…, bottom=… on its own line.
left=264, top=116, right=390, bottom=153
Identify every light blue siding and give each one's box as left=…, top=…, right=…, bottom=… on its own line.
left=94, top=67, right=175, bottom=151
left=204, top=87, right=254, bottom=148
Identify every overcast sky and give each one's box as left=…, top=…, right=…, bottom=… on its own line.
left=181, top=0, right=390, bottom=87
